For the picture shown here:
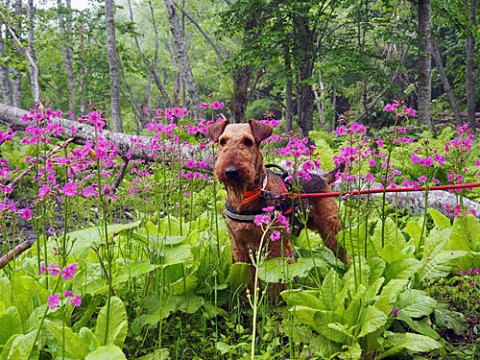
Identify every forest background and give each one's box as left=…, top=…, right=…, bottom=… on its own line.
left=0, top=0, right=477, bottom=135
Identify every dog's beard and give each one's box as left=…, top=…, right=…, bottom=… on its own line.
left=225, top=184, right=247, bottom=207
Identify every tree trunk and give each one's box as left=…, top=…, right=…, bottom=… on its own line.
left=58, top=0, right=76, bottom=118
left=285, top=53, right=294, bottom=133
left=164, top=0, right=201, bottom=117
left=312, top=70, right=325, bottom=129
left=465, top=0, right=476, bottom=132
left=229, top=66, right=252, bottom=123
left=105, top=0, right=123, bottom=132
left=0, top=22, right=12, bottom=105
left=416, top=0, right=432, bottom=128
left=12, top=0, right=22, bottom=108
left=431, top=42, right=462, bottom=125
left=292, top=2, right=315, bottom=137
left=27, top=0, right=40, bottom=105
left=78, top=22, right=87, bottom=116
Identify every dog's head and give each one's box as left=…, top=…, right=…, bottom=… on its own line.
left=206, top=119, right=273, bottom=192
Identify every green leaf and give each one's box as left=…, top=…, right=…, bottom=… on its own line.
left=418, top=250, right=468, bottom=282
left=314, top=310, right=349, bottom=343
left=380, top=333, right=442, bottom=358
left=451, top=215, right=480, bottom=252
left=137, top=348, right=170, bottom=360
left=95, top=296, right=128, bottom=347
left=46, top=321, right=89, bottom=359
left=0, top=307, right=23, bottom=346
left=112, top=262, right=160, bottom=287
left=226, top=263, right=251, bottom=291
left=433, top=305, right=467, bottom=335
left=357, top=305, right=388, bottom=339
left=85, top=344, right=126, bottom=360
left=385, top=258, right=422, bottom=281
left=372, top=218, right=407, bottom=263
left=397, top=289, right=436, bottom=318
left=170, top=275, right=198, bottom=295
left=1, top=331, right=36, bottom=360
left=375, top=279, right=408, bottom=315
left=258, top=257, right=327, bottom=283
left=428, top=209, right=451, bottom=230
left=337, top=223, right=376, bottom=258
left=282, top=289, right=325, bottom=310
left=405, top=220, right=423, bottom=250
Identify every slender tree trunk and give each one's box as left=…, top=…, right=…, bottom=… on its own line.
left=0, top=23, right=12, bottom=105
left=12, top=0, right=22, bottom=108
left=312, top=70, right=325, bottom=129
left=78, top=22, right=87, bottom=116
left=166, top=31, right=181, bottom=105
left=293, top=2, right=315, bottom=137
left=105, top=0, right=123, bottom=132
left=164, top=0, right=201, bottom=117
left=416, top=0, right=432, bottom=128
left=285, top=52, right=294, bottom=133
left=58, top=0, right=76, bottom=118
left=27, top=0, right=40, bottom=105
left=431, top=42, right=462, bottom=125
left=465, top=0, right=476, bottom=132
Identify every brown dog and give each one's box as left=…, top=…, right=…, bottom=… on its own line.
left=207, top=119, right=347, bottom=269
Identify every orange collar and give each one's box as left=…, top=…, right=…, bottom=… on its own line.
left=241, top=175, right=268, bottom=205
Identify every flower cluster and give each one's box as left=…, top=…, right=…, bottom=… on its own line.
left=254, top=206, right=291, bottom=241
left=456, top=267, right=480, bottom=288
left=41, top=262, right=81, bottom=310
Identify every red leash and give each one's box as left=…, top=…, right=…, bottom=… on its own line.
left=288, top=182, right=480, bottom=199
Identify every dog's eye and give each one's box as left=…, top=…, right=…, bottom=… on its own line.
left=219, top=138, right=227, bottom=146
left=243, top=138, right=253, bottom=147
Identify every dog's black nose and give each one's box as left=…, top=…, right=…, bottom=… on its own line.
left=225, top=166, right=239, bottom=180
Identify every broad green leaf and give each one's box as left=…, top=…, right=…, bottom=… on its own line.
left=357, top=305, right=388, bottom=339
left=282, top=289, right=325, bottom=310
left=159, top=244, right=193, bottom=265
left=95, top=296, right=128, bottom=347
left=258, top=257, right=327, bottom=283
left=405, top=220, right=423, bottom=250
left=9, top=276, right=48, bottom=323
left=1, top=331, right=36, bottom=360
left=288, top=305, right=319, bottom=331
left=0, top=306, right=22, bottom=346
left=85, top=344, right=126, bottom=360
left=423, top=228, right=451, bottom=259
left=314, top=310, right=349, bottom=343
left=375, top=279, right=408, bottom=315
left=319, top=269, right=345, bottom=312
left=434, top=305, right=467, bottom=335
left=418, top=250, right=468, bottom=282
left=380, top=333, right=442, bottom=358
left=148, top=235, right=187, bottom=251
left=137, top=348, right=170, bottom=360
left=396, top=312, right=440, bottom=339
left=338, top=341, right=362, bottom=359
left=112, top=262, right=160, bottom=286
left=337, top=223, right=376, bottom=258
left=343, top=286, right=365, bottom=327
left=372, top=218, right=407, bottom=263
left=170, top=275, right=198, bottom=295
left=368, top=257, right=386, bottom=284
left=385, top=258, right=422, bottom=280
left=69, top=221, right=141, bottom=258
left=451, top=214, right=480, bottom=252
left=46, top=321, right=89, bottom=359
left=226, top=263, right=251, bottom=291
left=79, top=327, right=99, bottom=354
left=428, top=209, right=451, bottom=230
left=397, top=289, right=436, bottom=318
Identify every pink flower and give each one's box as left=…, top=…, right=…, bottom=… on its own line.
left=211, top=101, right=224, bottom=110
left=254, top=214, right=271, bottom=227
left=70, top=295, right=82, bottom=307
left=270, top=231, right=281, bottom=241
left=17, top=208, right=33, bottom=220
left=64, top=290, right=74, bottom=298
left=199, top=102, right=209, bottom=109
left=392, top=307, right=401, bottom=317
left=61, top=182, right=77, bottom=196
left=61, top=263, right=77, bottom=280
left=48, top=294, right=60, bottom=309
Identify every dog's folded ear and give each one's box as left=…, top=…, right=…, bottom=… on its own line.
left=206, top=119, right=230, bottom=142
left=248, top=119, right=273, bottom=144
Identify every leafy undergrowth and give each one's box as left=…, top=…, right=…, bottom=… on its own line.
left=1, top=102, right=480, bottom=359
